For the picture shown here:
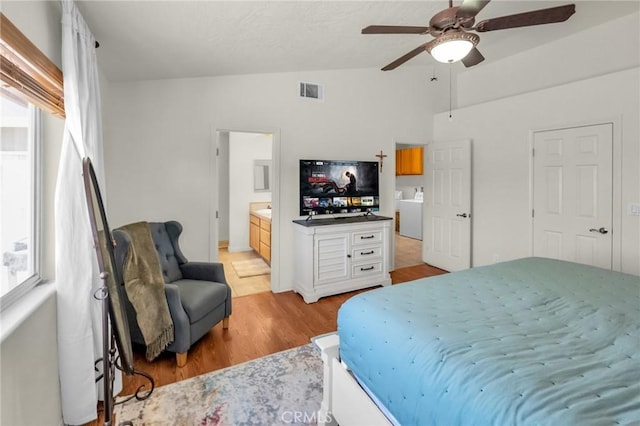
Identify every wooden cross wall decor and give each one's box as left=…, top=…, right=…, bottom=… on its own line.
left=375, top=150, right=387, bottom=173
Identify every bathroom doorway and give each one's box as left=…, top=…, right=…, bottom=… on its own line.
left=212, top=129, right=280, bottom=296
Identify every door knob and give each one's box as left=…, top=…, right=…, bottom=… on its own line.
left=456, top=213, right=468, bottom=218
left=589, top=227, right=608, bottom=234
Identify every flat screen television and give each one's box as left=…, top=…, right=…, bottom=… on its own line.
left=299, top=159, right=380, bottom=217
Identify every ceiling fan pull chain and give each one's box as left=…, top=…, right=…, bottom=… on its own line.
left=449, top=64, right=453, bottom=121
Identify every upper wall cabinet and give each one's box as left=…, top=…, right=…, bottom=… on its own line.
left=396, top=147, right=423, bottom=176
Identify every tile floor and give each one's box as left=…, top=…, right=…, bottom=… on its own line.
left=394, top=232, right=424, bottom=269
left=218, top=247, right=271, bottom=298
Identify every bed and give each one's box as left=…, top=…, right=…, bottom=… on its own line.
left=316, top=257, right=640, bottom=425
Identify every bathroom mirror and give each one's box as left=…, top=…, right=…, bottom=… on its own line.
left=82, top=157, right=135, bottom=375
left=254, top=159, right=271, bottom=191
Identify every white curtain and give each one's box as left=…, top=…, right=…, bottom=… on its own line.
left=56, top=0, right=121, bottom=423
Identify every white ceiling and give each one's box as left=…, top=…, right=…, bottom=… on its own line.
left=76, top=1, right=639, bottom=83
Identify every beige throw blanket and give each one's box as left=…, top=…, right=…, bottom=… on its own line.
left=119, top=222, right=174, bottom=361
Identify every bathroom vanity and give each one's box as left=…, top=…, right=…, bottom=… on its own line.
left=249, top=202, right=271, bottom=264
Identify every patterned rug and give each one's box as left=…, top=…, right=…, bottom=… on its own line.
left=231, top=258, right=271, bottom=278
left=114, top=344, right=323, bottom=425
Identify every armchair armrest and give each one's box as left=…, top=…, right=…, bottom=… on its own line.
left=164, top=283, right=190, bottom=353
left=180, top=261, right=228, bottom=284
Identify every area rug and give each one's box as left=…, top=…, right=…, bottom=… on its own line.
left=114, top=344, right=323, bottom=425
left=231, top=258, right=271, bottom=278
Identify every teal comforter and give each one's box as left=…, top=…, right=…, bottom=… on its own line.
left=338, top=257, right=640, bottom=425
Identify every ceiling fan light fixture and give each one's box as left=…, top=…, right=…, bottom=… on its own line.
left=427, top=30, right=479, bottom=64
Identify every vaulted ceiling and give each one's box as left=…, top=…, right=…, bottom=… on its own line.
left=76, top=1, right=639, bottom=82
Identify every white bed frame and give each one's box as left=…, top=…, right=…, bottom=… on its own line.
left=315, top=334, right=392, bottom=426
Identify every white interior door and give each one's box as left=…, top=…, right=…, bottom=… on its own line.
left=424, top=140, right=472, bottom=271
left=533, top=123, right=613, bottom=269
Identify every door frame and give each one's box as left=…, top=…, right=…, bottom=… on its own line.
left=392, top=139, right=429, bottom=271
left=210, top=126, right=282, bottom=292
left=528, top=116, right=622, bottom=271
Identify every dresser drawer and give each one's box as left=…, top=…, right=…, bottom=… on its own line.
left=351, top=245, right=382, bottom=262
left=351, top=261, right=383, bottom=278
left=351, top=230, right=382, bottom=246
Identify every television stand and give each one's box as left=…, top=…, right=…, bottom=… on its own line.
left=292, top=216, right=392, bottom=303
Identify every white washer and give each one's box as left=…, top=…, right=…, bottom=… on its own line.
left=397, top=199, right=423, bottom=240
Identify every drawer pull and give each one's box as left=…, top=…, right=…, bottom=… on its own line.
left=360, top=266, right=375, bottom=271
left=360, top=250, right=375, bottom=255
left=360, top=235, right=375, bottom=239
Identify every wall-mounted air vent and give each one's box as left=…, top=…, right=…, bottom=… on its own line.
left=299, top=82, right=324, bottom=101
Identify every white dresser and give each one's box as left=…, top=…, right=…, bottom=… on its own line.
left=293, top=216, right=392, bottom=303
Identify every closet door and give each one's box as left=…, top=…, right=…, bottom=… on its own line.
left=533, top=123, right=613, bottom=269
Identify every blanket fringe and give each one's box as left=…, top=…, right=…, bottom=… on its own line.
left=145, top=324, right=175, bottom=361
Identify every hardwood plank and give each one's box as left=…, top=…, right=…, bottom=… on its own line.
left=85, top=263, right=445, bottom=425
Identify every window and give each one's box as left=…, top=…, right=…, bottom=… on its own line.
left=0, top=96, right=41, bottom=310
left=0, top=13, right=55, bottom=311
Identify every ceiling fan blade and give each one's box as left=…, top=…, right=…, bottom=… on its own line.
left=362, top=25, right=430, bottom=35
left=457, top=0, right=491, bottom=19
left=461, top=47, right=485, bottom=67
left=475, top=4, right=575, bottom=32
left=381, top=43, right=428, bottom=71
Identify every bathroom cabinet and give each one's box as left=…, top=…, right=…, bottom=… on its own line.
left=250, top=211, right=271, bottom=264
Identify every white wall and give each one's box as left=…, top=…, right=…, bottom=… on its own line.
left=432, top=10, right=639, bottom=275
left=1, top=295, right=60, bottom=426
left=434, top=68, right=640, bottom=275
left=1, top=1, right=64, bottom=424
left=104, top=65, right=435, bottom=291
left=456, top=11, right=640, bottom=109
left=228, top=132, right=272, bottom=252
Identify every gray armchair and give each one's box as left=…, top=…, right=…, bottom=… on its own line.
left=113, top=220, right=231, bottom=367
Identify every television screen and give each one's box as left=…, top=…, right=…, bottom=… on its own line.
left=299, top=159, right=380, bottom=216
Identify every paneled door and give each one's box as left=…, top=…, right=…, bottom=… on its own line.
left=533, top=123, right=613, bottom=269
left=424, top=140, right=472, bottom=271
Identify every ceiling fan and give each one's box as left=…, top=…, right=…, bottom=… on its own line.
left=362, top=0, right=576, bottom=70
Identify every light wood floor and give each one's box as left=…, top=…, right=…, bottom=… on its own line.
left=87, top=261, right=445, bottom=425
left=219, top=233, right=424, bottom=298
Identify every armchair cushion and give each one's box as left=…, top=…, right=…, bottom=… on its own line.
left=175, top=279, right=228, bottom=324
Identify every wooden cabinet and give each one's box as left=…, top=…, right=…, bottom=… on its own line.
left=293, top=218, right=392, bottom=303
left=259, top=218, right=271, bottom=264
left=250, top=212, right=271, bottom=264
left=396, top=146, right=423, bottom=176
left=250, top=214, right=260, bottom=252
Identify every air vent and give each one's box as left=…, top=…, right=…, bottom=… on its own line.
left=299, top=82, right=324, bottom=101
